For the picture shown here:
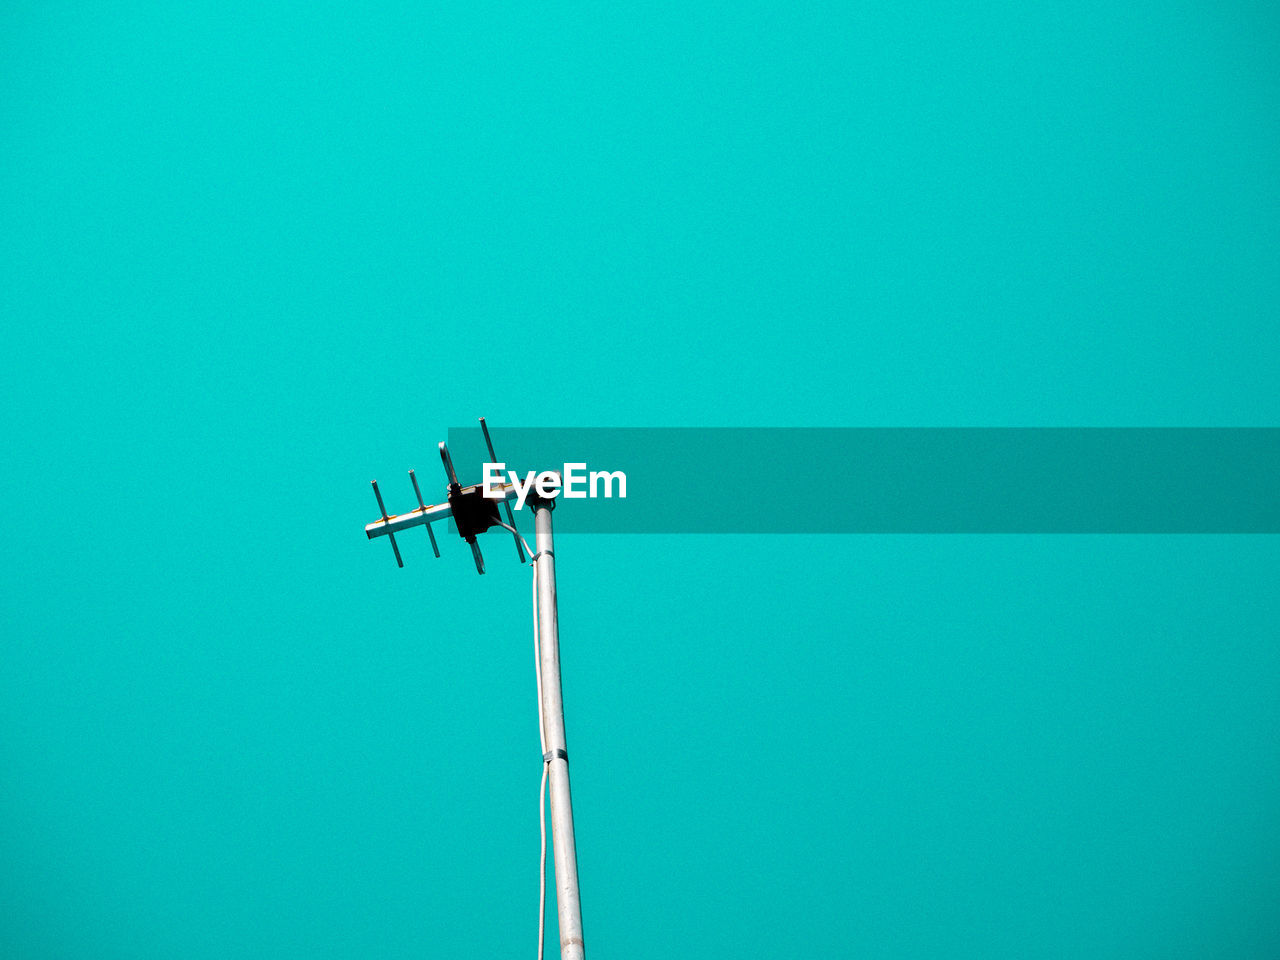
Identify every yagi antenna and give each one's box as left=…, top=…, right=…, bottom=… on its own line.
left=365, top=417, right=526, bottom=575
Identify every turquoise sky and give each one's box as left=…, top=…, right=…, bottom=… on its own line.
left=3, top=2, right=1279, bottom=957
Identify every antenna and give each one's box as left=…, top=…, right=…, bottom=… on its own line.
left=365, top=418, right=523, bottom=575
left=362, top=418, right=586, bottom=960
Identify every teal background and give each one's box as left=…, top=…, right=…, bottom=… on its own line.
left=2, top=2, right=1279, bottom=957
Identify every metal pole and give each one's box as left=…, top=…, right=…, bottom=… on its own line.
left=534, top=500, right=585, bottom=960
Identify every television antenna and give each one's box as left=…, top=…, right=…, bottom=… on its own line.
left=364, top=418, right=585, bottom=960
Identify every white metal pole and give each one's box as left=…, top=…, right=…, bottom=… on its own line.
left=534, top=500, right=585, bottom=960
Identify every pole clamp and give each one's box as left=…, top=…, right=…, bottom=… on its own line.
left=543, top=748, right=568, bottom=763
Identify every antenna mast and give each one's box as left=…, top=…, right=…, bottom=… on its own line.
left=364, top=419, right=586, bottom=960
